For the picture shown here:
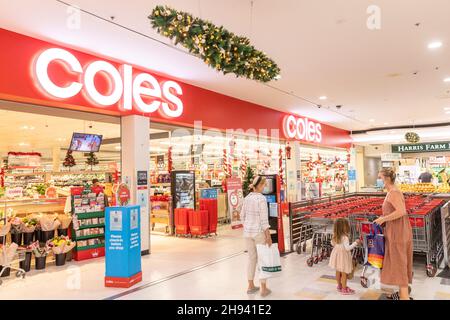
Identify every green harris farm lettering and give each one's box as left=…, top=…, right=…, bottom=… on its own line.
left=392, top=142, right=450, bottom=153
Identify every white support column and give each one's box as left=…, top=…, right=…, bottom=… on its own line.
left=121, top=115, right=150, bottom=255
left=348, top=147, right=357, bottom=193
left=285, top=142, right=302, bottom=202
left=52, top=146, right=61, bottom=172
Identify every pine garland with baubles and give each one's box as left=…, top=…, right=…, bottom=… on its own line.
left=242, top=166, right=255, bottom=197
left=85, top=152, right=99, bottom=170
left=148, top=5, right=280, bottom=83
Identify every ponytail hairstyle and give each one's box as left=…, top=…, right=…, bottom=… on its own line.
left=379, top=167, right=396, bottom=183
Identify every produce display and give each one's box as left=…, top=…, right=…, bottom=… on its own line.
left=400, top=183, right=450, bottom=193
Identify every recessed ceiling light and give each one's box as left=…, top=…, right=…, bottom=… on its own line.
left=428, top=41, right=443, bottom=49
left=319, top=96, right=327, bottom=100
left=384, top=122, right=389, bottom=125
left=19, top=142, right=29, bottom=146
left=445, top=107, right=450, bottom=111
left=369, top=119, right=375, bottom=122
left=444, top=77, right=450, bottom=83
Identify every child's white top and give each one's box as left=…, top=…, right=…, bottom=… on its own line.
left=331, top=236, right=358, bottom=252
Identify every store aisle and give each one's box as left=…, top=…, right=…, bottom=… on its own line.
left=1, top=228, right=449, bottom=300
left=0, top=227, right=245, bottom=300
left=115, top=252, right=450, bottom=300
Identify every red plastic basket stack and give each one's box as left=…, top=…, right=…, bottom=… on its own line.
left=189, top=210, right=209, bottom=237
left=199, top=199, right=218, bottom=235
left=174, top=208, right=193, bottom=236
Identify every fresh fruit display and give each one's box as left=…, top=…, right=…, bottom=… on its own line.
left=399, top=183, right=449, bottom=193
left=436, top=183, right=450, bottom=193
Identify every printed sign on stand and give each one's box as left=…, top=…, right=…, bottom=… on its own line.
left=200, top=188, right=218, bottom=199
left=226, top=177, right=244, bottom=229
left=105, top=205, right=142, bottom=288
left=116, top=183, right=131, bottom=206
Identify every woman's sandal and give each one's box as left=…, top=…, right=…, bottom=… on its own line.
left=386, top=286, right=412, bottom=299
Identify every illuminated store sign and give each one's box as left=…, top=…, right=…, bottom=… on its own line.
left=283, top=115, right=323, bottom=143
left=33, top=48, right=183, bottom=118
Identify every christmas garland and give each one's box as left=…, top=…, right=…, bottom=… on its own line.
left=148, top=6, right=281, bottom=82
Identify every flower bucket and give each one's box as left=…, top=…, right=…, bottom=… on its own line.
left=55, top=253, right=67, bottom=266
left=34, top=229, right=42, bottom=243
left=23, top=232, right=34, bottom=246
left=40, top=230, right=55, bottom=245
left=19, top=252, right=32, bottom=272
left=0, top=265, right=10, bottom=277
left=57, top=228, right=68, bottom=237
left=66, top=251, right=73, bottom=262
left=35, top=256, right=47, bottom=270
left=10, top=232, right=22, bottom=245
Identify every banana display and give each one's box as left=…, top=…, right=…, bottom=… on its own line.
left=399, top=183, right=450, bottom=193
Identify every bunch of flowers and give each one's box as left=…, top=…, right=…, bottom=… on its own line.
left=9, top=216, right=23, bottom=234
left=28, top=241, right=51, bottom=257
left=47, top=236, right=76, bottom=255
left=22, top=216, right=38, bottom=233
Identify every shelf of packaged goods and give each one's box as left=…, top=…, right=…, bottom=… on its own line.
left=0, top=198, right=66, bottom=215
left=151, top=183, right=171, bottom=187
left=75, top=234, right=105, bottom=241
left=50, top=170, right=115, bottom=176
left=75, top=211, right=104, bottom=220
left=4, top=172, right=46, bottom=177
left=76, top=243, right=104, bottom=251
left=78, top=223, right=105, bottom=230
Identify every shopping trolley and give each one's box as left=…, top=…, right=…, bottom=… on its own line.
left=408, top=201, right=444, bottom=277
left=0, top=216, right=26, bottom=285
left=353, top=221, right=383, bottom=288
left=305, top=214, right=336, bottom=267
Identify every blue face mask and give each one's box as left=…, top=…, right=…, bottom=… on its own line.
left=376, top=179, right=384, bottom=188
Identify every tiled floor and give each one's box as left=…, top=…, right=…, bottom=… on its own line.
left=1, top=227, right=449, bottom=300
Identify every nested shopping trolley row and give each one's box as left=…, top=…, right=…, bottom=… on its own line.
left=289, top=193, right=447, bottom=277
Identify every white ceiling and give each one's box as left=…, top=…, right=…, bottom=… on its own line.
left=1, top=0, right=450, bottom=132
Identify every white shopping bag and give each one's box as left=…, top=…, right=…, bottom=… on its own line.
left=360, top=265, right=381, bottom=290
left=256, top=244, right=282, bottom=280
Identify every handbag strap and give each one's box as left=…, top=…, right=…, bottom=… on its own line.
left=371, top=223, right=383, bottom=235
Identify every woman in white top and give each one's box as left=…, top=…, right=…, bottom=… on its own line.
left=241, top=175, right=272, bottom=297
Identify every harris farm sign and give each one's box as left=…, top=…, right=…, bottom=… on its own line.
left=392, top=142, right=450, bottom=153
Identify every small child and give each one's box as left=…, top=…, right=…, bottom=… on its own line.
left=329, top=218, right=361, bottom=295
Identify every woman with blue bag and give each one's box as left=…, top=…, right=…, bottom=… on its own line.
left=374, top=168, right=413, bottom=300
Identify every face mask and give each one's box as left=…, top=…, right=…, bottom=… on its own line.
left=376, top=179, right=384, bottom=188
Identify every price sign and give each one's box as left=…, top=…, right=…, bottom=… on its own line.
left=117, top=183, right=131, bottom=206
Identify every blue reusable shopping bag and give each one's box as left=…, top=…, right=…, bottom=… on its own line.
left=366, top=223, right=385, bottom=269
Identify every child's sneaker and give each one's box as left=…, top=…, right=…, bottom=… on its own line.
left=341, top=287, right=355, bottom=295
left=337, top=285, right=343, bottom=292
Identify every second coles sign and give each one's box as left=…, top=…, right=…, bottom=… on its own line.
left=283, top=115, right=323, bottom=143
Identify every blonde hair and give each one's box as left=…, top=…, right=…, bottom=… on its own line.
left=249, top=176, right=266, bottom=192
left=379, top=167, right=396, bottom=183
left=332, top=218, right=351, bottom=244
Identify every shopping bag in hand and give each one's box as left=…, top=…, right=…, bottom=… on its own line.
left=365, top=223, right=384, bottom=269
left=256, top=244, right=282, bottom=280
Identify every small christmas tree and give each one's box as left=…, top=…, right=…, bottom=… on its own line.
left=242, top=165, right=255, bottom=197
left=85, top=152, right=99, bottom=170
left=62, top=150, right=76, bottom=170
